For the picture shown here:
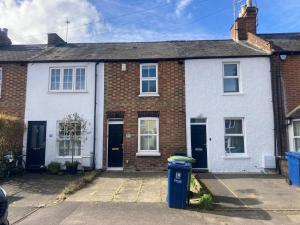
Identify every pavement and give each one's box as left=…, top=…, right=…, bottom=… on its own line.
left=197, top=173, right=300, bottom=210
left=67, top=172, right=168, bottom=203
left=0, top=173, right=80, bottom=224
left=2, top=171, right=300, bottom=225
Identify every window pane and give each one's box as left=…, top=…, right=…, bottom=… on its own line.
left=293, top=121, right=300, bottom=136
left=148, top=80, right=156, bottom=92
left=142, top=67, right=149, bottom=78
left=76, top=68, right=85, bottom=90
left=191, top=118, right=206, bottom=124
left=148, top=66, right=156, bottom=77
left=50, top=69, right=60, bottom=90
left=142, top=80, right=149, bottom=92
left=0, top=68, right=2, bottom=81
left=224, top=64, right=238, bottom=77
left=225, top=136, right=244, bottom=153
left=63, top=69, right=73, bottom=90
left=295, top=138, right=300, bottom=152
left=224, top=78, right=239, bottom=92
left=140, top=136, right=148, bottom=150
left=148, top=135, right=157, bottom=150
left=148, top=120, right=157, bottom=134
left=225, top=120, right=243, bottom=134
left=140, top=120, right=148, bottom=134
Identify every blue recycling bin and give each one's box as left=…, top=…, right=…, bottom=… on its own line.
left=286, top=152, right=300, bottom=187
left=167, top=161, right=192, bottom=209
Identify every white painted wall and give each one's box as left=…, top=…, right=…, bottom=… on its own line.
left=185, top=57, right=275, bottom=172
left=23, top=62, right=104, bottom=169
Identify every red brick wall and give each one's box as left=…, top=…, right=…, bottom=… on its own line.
left=103, top=61, right=186, bottom=171
left=281, top=55, right=300, bottom=114
left=0, top=64, right=27, bottom=119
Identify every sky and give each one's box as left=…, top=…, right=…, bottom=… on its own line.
left=0, top=0, right=299, bottom=44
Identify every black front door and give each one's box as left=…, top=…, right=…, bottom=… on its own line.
left=108, top=123, right=123, bottom=168
left=191, top=124, right=208, bottom=169
left=26, top=121, right=46, bottom=170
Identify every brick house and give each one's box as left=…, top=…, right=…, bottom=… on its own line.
left=0, top=29, right=43, bottom=119
left=3, top=0, right=299, bottom=172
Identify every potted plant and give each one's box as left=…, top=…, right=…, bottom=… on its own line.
left=65, top=161, right=80, bottom=175
left=47, top=161, right=61, bottom=175
left=60, top=113, right=87, bottom=175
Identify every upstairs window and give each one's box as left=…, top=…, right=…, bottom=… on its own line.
left=0, top=67, right=2, bottom=97
left=50, top=67, right=86, bottom=92
left=223, top=63, right=240, bottom=93
left=293, top=121, right=300, bottom=152
left=224, top=119, right=245, bottom=154
left=140, top=64, right=158, bottom=95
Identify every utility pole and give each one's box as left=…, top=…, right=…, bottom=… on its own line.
left=65, top=18, right=70, bottom=42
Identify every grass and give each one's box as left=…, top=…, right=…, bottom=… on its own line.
left=56, top=170, right=100, bottom=202
left=190, top=174, right=214, bottom=210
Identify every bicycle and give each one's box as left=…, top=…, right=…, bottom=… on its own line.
left=0, top=154, right=26, bottom=179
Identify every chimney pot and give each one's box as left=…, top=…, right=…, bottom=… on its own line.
left=247, top=0, right=252, bottom=7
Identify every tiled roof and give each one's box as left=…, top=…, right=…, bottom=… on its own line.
left=259, top=33, right=300, bottom=52
left=0, top=39, right=268, bottom=62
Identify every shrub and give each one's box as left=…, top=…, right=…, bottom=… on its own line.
left=0, top=114, right=24, bottom=160
left=47, top=161, right=61, bottom=175
left=198, top=194, right=214, bottom=210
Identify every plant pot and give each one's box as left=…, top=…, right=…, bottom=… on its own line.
left=66, top=164, right=78, bottom=175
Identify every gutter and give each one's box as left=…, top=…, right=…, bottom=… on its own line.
left=92, top=61, right=100, bottom=170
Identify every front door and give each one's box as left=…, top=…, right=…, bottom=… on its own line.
left=26, top=121, right=46, bottom=170
left=108, top=122, right=123, bottom=168
left=191, top=124, right=208, bottom=169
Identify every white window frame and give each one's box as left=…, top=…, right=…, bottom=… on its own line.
left=224, top=118, right=246, bottom=156
left=0, top=67, right=2, bottom=98
left=139, top=63, right=159, bottom=97
left=137, top=117, right=160, bottom=156
left=223, top=62, right=241, bottom=94
left=292, top=119, right=300, bottom=152
left=56, top=121, right=82, bottom=158
left=49, top=67, right=87, bottom=92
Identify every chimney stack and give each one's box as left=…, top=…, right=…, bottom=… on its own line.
left=47, top=33, right=66, bottom=46
left=231, top=1, right=258, bottom=41
left=0, top=28, right=12, bottom=46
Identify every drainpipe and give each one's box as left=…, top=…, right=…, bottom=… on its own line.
left=92, top=62, right=100, bottom=170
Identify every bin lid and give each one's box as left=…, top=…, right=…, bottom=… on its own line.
left=286, top=151, right=300, bottom=159
left=168, top=161, right=192, bottom=170
left=168, top=156, right=196, bottom=164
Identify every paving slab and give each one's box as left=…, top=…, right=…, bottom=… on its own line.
left=0, top=173, right=80, bottom=224
left=67, top=171, right=167, bottom=203
left=198, top=173, right=300, bottom=210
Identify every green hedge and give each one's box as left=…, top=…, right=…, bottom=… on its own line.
left=0, top=113, right=24, bottom=160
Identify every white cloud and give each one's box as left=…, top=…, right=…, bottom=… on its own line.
left=175, top=0, right=193, bottom=16
left=0, top=0, right=103, bottom=44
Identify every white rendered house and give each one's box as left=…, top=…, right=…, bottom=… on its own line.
left=185, top=57, right=275, bottom=172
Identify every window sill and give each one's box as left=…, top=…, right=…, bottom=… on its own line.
left=48, top=90, right=88, bottom=94
left=136, top=152, right=161, bottom=157
left=223, top=155, right=250, bottom=159
left=57, top=156, right=82, bottom=159
left=139, top=93, right=160, bottom=97
left=222, top=93, right=244, bottom=96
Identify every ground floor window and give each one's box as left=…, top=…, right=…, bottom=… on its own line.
left=57, top=122, right=81, bottom=157
left=293, top=120, right=300, bottom=152
left=224, top=119, right=245, bottom=154
left=138, top=117, right=159, bottom=152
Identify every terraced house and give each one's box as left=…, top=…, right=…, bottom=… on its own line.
left=0, top=1, right=299, bottom=173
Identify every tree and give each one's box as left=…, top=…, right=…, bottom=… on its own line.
left=60, top=113, right=88, bottom=164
